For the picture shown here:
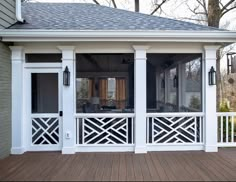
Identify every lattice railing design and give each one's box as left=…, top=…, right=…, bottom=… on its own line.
left=32, top=117, right=60, bottom=145
left=147, top=113, right=204, bottom=144
left=75, top=114, right=134, bottom=145
left=217, top=112, right=236, bottom=147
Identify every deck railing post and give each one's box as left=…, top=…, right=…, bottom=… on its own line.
left=10, top=46, right=25, bottom=154
left=133, top=45, right=149, bottom=153
left=204, top=46, right=220, bottom=152
left=58, top=46, right=76, bottom=154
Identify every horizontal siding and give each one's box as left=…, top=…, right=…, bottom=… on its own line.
left=0, top=42, right=11, bottom=159
left=0, top=0, right=16, bottom=28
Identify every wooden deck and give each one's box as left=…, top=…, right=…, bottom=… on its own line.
left=0, top=148, right=236, bottom=181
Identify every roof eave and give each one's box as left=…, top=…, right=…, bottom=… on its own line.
left=1, top=30, right=236, bottom=43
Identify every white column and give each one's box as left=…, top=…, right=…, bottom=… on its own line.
left=204, top=45, right=219, bottom=152
left=10, top=46, right=25, bottom=154
left=133, top=45, right=149, bottom=154
left=58, top=46, right=76, bottom=154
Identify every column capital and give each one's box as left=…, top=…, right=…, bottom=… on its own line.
left=57, top=46, right=75, bottom=51
left=132, top=45, right=150, bottom=51
left=9, top=46, right=24, bottom=62
left=204, top=45, right=221, bottom=51
left=133, top=45, right=150, bottom=60
left=204, top=45, right=220, bottom=60
left=58, top=46, right=75, bottom=61
left=9, top=46, right=24, bottom=52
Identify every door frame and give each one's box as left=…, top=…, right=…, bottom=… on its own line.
left=25, top=67, right=63, bottom=151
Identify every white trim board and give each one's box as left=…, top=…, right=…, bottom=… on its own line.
left=75, top=145, right=135, bottom=152
left=147, top=144, right=204, bottom=151
left=1, top=30, right=236, bottom=43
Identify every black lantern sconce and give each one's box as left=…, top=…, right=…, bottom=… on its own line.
left=208, top=66, right=216, bottom=86
left=173, top=75, right=178, bottom=88
left=63, top=66, right=70, bottom=86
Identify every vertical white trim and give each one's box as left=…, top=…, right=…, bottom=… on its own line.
left=203, top=45, right=220, bottom=152
left=133, top=45, right=149, bottom=153
left=10, top=46, right=25, bottom=154
left=58, top=46, right=76, bottom=154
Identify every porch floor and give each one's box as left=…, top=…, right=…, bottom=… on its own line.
left=1, top=149, right=236, bottom=181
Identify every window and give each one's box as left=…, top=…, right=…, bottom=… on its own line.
left=107, top=78, right=116, bottom=100
left=167, top=67, right=178, bottom=111
left=76, top=78, right=94, bottom=112
left=159, top=73, right=165, bottom=103
left=26, top=54, right=62, bottom=63
left=31, top=73, right=58, bottom=113
left=76, top=53, right=134, bottom=113
left=77, top=78, right=90, bottom=99
left=147, top=53, right=202, bottom=113
left=181, top=58, right=202, bottom=112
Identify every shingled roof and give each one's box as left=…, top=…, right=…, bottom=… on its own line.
left=10, top=3, right=222, bottom=31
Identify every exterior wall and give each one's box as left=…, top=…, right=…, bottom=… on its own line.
left=0, top=42, right=11, bottom=159
left=0, top=0, right=16, bottom=159
left=0, top=0, right=16, bottom=29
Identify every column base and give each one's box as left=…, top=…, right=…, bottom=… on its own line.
left=62, top=147, right=76, bottom=154
left=135, top=146, right=147, bottom=154
left=11, top=147, right=25, bottom=155
left=205, top=145, right=218, bottom=152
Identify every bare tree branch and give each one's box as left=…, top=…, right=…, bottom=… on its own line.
left=92, top=0, right=100, bottom=5
left=111, top=0, right=117, bottom=8
left=150, top=0, right=168, bottom=15
left=196, top=0, right=208, bottom=16
left=219, top=0, right=224, bottom=9
left=186, top=3, right=207, bottom=16
left=221, top=0, right=235, bottom=13
left=220, top=6, right=236, bottom=18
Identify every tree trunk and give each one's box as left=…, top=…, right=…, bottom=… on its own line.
left=208, top=0, right=221, bottom=111
left=135, top=0, right=139, bottom=12
left=208, top=0, right=221, bottom=27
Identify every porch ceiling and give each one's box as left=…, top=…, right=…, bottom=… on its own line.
left=1, top=149, right=236, bottom=181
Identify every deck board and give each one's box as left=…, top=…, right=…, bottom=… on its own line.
left=0, top=148, right=236, bottom=181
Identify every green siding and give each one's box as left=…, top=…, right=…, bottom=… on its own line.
left=0, top=42, right=11, bottom=159
left=0, top=0, right=16, bottom=29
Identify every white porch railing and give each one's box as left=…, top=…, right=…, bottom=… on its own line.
left=75, top=113, right=135, bottom=146
left=146, top=113, right=204, bottom=145
left=217, top=112, right=236, bottom=147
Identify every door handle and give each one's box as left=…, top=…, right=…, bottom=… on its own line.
left=59, top=111, right=63, bottom=117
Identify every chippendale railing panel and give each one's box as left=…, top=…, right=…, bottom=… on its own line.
left=147, top=113, right=204, bottom=145
left=75, top=114, right=134, bottom=145
left=217, top=112, right=236, bottom=147
left=32, top=114, right=60, bottom=145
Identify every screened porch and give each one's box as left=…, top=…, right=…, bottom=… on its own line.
left=76, top=53, right=202, bottom=114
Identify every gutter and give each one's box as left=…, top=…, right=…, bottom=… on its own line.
left=16, top=0, right=24, bottom=23
left=0, top=30, right=236, bottom=43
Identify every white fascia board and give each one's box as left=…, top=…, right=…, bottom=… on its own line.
left=1, top=30, right=236, bottom=43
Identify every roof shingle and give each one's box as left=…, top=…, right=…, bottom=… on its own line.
left=9, top=3, right=223, bottom=31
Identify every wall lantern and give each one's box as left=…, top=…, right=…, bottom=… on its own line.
left=63, top=66, right=70, bottom=86
left=173, top=75, right=178, bottom=88
left=209, top=66, right=216, bottom=86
